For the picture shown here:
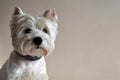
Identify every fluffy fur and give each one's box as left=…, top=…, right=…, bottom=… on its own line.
left=0, top=7, right=58, bottom=80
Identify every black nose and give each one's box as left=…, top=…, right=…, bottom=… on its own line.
left=33, top=37, right=42, bottom=46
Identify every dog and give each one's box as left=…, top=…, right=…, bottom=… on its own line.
left=0, top=7, right=58, bottom=80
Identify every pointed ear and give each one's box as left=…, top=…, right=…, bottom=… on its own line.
left=13, top=7, right=24, bottom=16
left=43, top=8, right=58, bottom=22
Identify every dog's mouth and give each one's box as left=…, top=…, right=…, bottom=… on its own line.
left=34, top=46, right=47, bottom=56
left=36, top=46, right=40, bottom=49
left=35, top=46, right=43, bottom=50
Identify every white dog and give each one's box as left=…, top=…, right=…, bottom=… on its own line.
left=0, top=7, right=58, bottom=80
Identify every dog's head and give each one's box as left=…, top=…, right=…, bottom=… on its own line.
left=10, top=7, right=58, bottom=57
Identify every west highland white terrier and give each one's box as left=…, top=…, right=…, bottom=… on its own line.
left=0, top=7, right=58, bottom=80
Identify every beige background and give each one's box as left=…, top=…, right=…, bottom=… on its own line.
left=0, top=0, right=120, bottom=80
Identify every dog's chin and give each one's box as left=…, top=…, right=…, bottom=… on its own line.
left=31, top=47, right=47, bottom=57
left=20, top=47, right=48, bottom=57
left=34, top=47, right=47, bottom=56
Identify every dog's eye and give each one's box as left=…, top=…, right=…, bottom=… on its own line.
left=43, top=28, right=48, bottom=34
left=24, top=28, right=32, bottom=34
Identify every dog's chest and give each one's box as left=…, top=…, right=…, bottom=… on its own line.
left=20, top=68, right=41, bottom=80
left=8, top=57, right=48, bottom=80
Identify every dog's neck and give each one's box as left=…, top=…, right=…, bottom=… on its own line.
left=15, top=50, right=42, bottom=61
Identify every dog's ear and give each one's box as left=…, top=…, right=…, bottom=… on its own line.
left=12, top=7, right=24, bottom=16
left=43, top=8, right=58, bottom=22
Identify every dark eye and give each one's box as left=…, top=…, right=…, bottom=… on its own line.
left=43, top=28, right=48, bottom=33
left=24, top=28, right=32, bottom=34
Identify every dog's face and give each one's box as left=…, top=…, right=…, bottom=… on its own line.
left=10, top=7, right=58, bottom=57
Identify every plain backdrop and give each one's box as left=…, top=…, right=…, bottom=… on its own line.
left=0, top=0, right=120, bottom=80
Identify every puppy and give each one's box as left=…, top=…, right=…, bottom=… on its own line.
left=0, top=7, right=58, bottom=80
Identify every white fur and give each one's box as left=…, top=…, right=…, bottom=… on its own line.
left=0, top=51, right=48, bottom=80
left=0, top=7, right=58, bottom=80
